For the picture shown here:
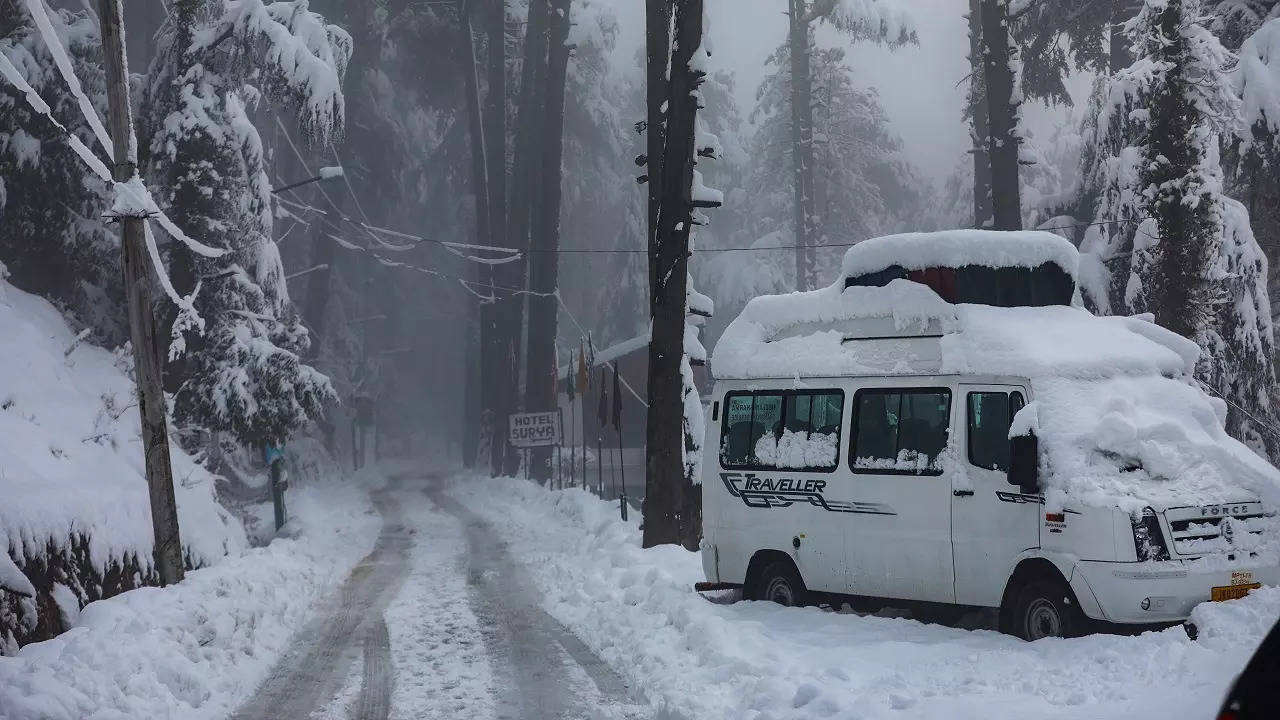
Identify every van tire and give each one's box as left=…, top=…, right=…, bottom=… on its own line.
left=750, top=560, right=809, bottom=608
left=1009, top=577, right=1082, bottom=641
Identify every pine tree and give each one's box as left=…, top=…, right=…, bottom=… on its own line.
left=0, top=4, right=121, bottom=342
left=141, top=0, right=349, bottom=448
left=781, top=0, right=914, bottom=290
left=740, top=42, right=920, bottom=291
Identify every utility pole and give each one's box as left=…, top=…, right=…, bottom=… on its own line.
left=644, top=0, right=671, bottom=299
left=97, top=0, right=185, bottom=586
left=643, top=0, right=705, bottom=548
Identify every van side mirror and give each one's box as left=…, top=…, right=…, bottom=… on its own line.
left=1008, top=433, right=1040, bottom=495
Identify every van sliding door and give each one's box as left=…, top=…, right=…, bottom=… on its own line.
left=845, top=385, right=956, bottom=603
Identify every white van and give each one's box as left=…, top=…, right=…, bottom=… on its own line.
left=701, top=230, right=1280, bottom=640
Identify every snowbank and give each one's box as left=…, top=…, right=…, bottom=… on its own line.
left=0, top=278, right=247, bottom=637
left=839, top=229, right=1079, bottom=282
left=452, top=476, right=1280, bottom=720
left=0, top=478, right=381, bottom=720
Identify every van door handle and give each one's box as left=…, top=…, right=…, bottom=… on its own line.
left=953, top=489, right=975, bottom=497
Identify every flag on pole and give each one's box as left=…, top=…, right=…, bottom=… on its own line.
left=552, top=345, right=560, bottom=401
left=597, top=366, right=609, bottom=428
left=612, top=361, right=623, bottom=430
left=587, top=336, right=596, bottom=378
left=577, top=341, right=588, bottom=395
left=566, top=350, right=575, bottom=403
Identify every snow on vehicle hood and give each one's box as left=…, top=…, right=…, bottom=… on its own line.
left=712, top=279, right=1280, bottom=513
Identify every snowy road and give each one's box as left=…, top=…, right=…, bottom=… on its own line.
left=230, top=485, right=413, bottom=720
left=230, top=474, right=648, bottom=720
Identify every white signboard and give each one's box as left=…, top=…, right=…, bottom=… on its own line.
left=509, top=412, right=562, bottom=448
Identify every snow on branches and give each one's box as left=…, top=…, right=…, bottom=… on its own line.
left=193, top=0, right=351, bottom=144
left=809, top=0, right=916, bottom=46
left=1077, top=0, right=1279, bottom=460
left=139, top=0, right=349, bottom=446
left=1235, top=17, right=1280, bottom=155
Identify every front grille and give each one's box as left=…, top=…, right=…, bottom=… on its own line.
left=1165, top=503, right=1268, bottom=556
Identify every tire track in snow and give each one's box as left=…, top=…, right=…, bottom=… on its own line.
left=230, top=485, right=412, bottom=720
left=430, top=485, right=649, bottom=720
left=353, top=617, right=392, bottom=720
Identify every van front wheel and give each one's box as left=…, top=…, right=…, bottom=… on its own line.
left=1010, top=578, right=1081, bottom=641
left=751, top=560, right=809, bottom=607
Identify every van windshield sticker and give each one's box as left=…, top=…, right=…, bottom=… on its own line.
left=720, top=472, right=897, bottom=515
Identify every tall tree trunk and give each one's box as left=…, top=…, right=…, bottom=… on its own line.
left=788, top=0, right=817, bottom=289
left=510, top=0, right=550, bottom=382
left=523, top=0, right=571, bottom=481
left=645, top=0, right=671, bottom=300
left=486, top=0, right=519, bottom=476
left=459, top=0, right=494, bottom=468
left=968, top=0, right=992, bottom=229
left=644, top=0, right=702, bottom=549
left=1108, top=1, right=1138, bottom=73
left=1143, top=0, right=1215, bottom=340
left=980, top=0, right=1022, bottom=230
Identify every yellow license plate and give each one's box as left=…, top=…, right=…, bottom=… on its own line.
left=1211, top=583, right=1261, bottom=602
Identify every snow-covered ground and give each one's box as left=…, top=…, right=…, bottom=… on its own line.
left=0, top=275, right=246, bottom=588
left=450, top=475, right=1280, bottom=720
left=0, top=476, right=381, bottom=720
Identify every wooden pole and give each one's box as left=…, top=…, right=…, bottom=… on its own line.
left=643, top=0, right=702, bottom=548
left=97, top=0, right=185, bottom=586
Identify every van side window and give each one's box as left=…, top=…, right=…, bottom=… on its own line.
left=720, top=391, right=844, bottom=471
left=851, top=389, right=951, bottom=475
left=967, top=391, right=1025, bottom=471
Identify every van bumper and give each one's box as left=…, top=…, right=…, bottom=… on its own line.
left=1073, top=559, right=1280, bottom=624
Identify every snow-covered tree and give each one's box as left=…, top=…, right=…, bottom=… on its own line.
left=684, top=277, right=712, bottom=487
left=779, top=0, right=914, bottom=290
left=141, top=0, right=349, bottom=447
left=0, top=4, right=121, bottom=342
left=742, top=42, right=921, bottom=288
left=1076, top=0, right=1277, bottom=458
left=1209, top=0, right=1280, bottom=49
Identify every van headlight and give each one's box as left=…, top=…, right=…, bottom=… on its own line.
left=1132, top=507, right=1170, bottom=561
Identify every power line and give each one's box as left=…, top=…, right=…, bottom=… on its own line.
left=519, top=217, right=1159, bottom=255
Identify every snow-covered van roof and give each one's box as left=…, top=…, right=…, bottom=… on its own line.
left=842, top=230, right=1079, bottom=308
left=841, top=229, right=1079, bottom=281
left=712, top=233, right=1280, bottom=515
